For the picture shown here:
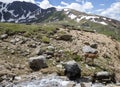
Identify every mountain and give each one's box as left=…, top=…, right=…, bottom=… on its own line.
left=0, top=1, right=119, bottom=24
left=0, top=1, right=120, bottom=40
left=0, top=1, right=57, bottom=23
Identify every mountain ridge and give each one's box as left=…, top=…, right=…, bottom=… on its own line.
left=0, top=1, right=120, bottom=23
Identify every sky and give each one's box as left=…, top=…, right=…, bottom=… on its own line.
left=0, top=0, right=120, bottom=21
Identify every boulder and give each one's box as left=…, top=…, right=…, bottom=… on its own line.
left=29, top=55, right=48, bottom=71
left=0, top=34, right=8, bottom=40
left=57, top=34, right=72, bottom=41
left=92, top=71, right=116, bottom=83
left=63, top=60, right=81, bottom=80
left=82, top=45, right=97, bottom=53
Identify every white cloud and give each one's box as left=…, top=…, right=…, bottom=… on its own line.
left=61, top=1, right=69, bottom=6
left=37, top=0, right=52, bottom=9
left=76, top=0, right=85, bottom=4
left=57, top=1, right=93, bottom=12
left=100, top=4, right=104, bottom=6
left=0, top=0, right=35, bottom=3
left=100, top=2, right=120, bottom=20
left=96, top=9, right=104, bottom=12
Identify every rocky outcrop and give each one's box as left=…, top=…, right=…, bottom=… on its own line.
left=63, top=60, right=81, bottom=80
left=29, top=55, right=48, bottom=71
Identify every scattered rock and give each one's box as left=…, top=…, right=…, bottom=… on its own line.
left=34, top=47, right=45, bottom=55
left=29, top=55, right=48, bottom=71
left=28, top=43, right=37, bottom=48
left=63, top=60, right=81, bottom=80
left=0, top=34, right=8, bottom=40
left=47, top=46, right=55, bottom=51
left=10, top=39, right=16, bottom=45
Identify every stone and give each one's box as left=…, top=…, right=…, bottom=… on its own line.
left=63, top=60, right=81, bottom=80
left=92, top=71, right=116, bottom=83
left=67, top=81, right=76, bottom=87
left=56, top=64, right=63, bottom=69
left=82, top=45, right=97, bottom=53
left=57, top=34, right=72, bottom=41
left=28, top=43, right=37, bottom=48
left=45, top=50, right=54, bottom=56
left=47, top=46, right=55, bottom=51
left=10, top=39, right=16, bottom=45
left=29, top=55, right=48, bottom=71
left=0, top=34, right=8, bottom=40
left=34, top=47, right=45, bottom=55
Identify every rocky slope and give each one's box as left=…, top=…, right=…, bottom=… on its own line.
left=0, top=23, right=120, bottom=87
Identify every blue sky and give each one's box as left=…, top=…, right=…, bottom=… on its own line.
left=0, top=0, right=120, bottom=20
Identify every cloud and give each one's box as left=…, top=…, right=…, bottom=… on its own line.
left=96, top=9, right=104, bottom=12
left=61, top=1, right=69, bottom=6
left=57, top=1, right=93, bottom=12
left=100, top=2, right=120, bottom=20
left=0, top=0, right=35, bottom=3
left=100, top=4, right=104, bottom=6
left=75, top=0, right=85, bottom=3
left=37, top=0, right=53, bottom=9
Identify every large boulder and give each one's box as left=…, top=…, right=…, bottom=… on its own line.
left=63, top=60, right=81, bottom=80
left=29, top=55, right=48, bottom=71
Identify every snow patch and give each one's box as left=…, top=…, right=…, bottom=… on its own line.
left=64, top=8, right=69, bottom=11
left=68, top=13, right=77, bottom=19
left=99, top=22, right=108, bottom=25
left=91, top=19, right=108, bottom=25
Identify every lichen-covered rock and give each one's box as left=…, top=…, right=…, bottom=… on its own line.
left=29, top=55, right=48, bottom=71
left=63, top=60, right=81, bottom=80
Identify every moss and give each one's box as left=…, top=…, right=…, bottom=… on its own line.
left=73, top=55, right=82, bottom=62
left=41, top=36, right=50, bottom=43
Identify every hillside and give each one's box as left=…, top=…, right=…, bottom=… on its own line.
left=0, top=23, right=120, bottom=86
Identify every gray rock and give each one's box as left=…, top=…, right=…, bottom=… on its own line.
left=10, top=39, right=16, bottom=45
left=82, top=45, right=97, bottom=53
left=47, top=46, right=55, bottom=51
left=92, top=71, right=116, bottom=83
left=34, top=47, right=45, bottom=55
left=45, top=50, right=54, bottom=56
left=29, top=55, right=48, bottom=71
left=0, top=34, right=8, bottom=40
left=64, top=60, right=81, bottom=80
